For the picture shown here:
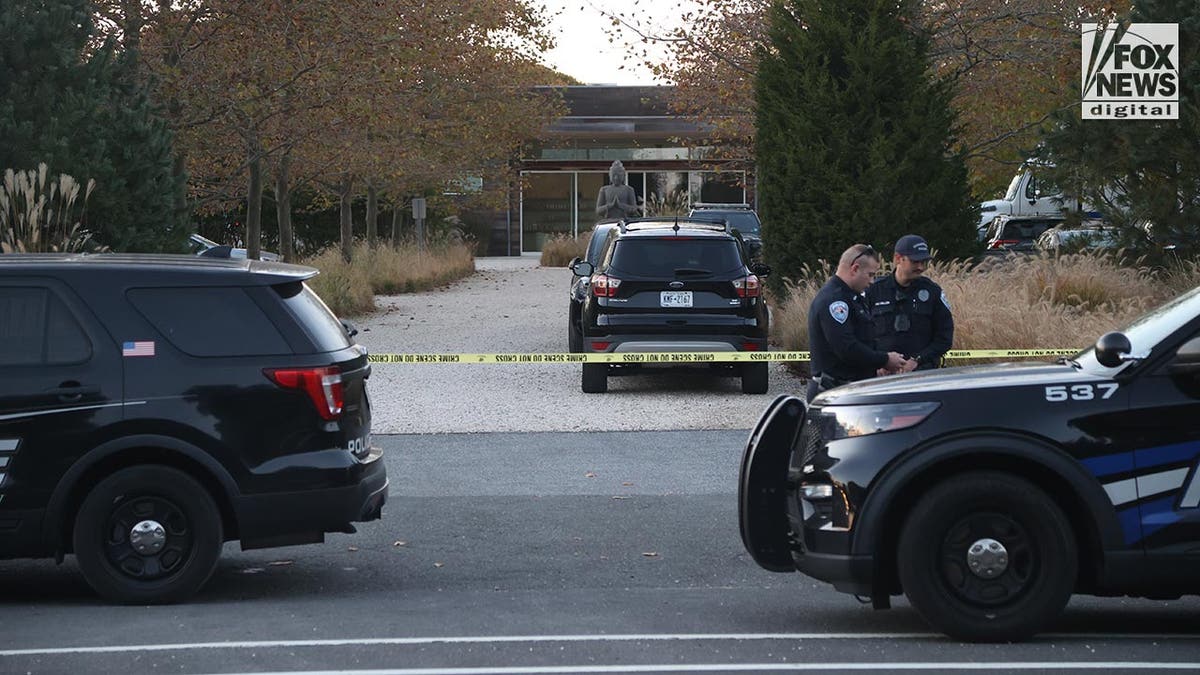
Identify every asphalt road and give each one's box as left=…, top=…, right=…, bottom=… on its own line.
left=2, top=430, right=1199, bottom=674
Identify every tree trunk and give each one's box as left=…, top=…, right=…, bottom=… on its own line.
left=391, top=204, right=401, bottom=249
left=366, top=180, right=378, bottom=249
left=121, top=0, right=143, bottom=53
left=339, top=174, right=354, bottom=263
left=246, top=146, right=263, bottom=260
left=274, top=150, right=295, bottom=262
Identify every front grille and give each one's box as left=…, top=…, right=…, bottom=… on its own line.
left=799, top=419, right=822, bottom=467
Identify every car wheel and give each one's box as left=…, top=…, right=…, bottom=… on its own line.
left=741, top=362, right=769, bottom=394
left=73, top=465, right=224, bottom=604
left=568, top=317, right=583, bottom=353
left=897, top=471, right=1076, bottom=642
left=581, top=363, right=607, bottom=393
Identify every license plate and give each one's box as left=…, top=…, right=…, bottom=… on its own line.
left=660, top=291, right=693, bottom=308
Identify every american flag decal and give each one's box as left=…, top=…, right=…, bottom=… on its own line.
left=122, top=340, right=156, bottom=357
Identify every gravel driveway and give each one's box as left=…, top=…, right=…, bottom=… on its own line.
left=358, top=255, right=806, bottom=434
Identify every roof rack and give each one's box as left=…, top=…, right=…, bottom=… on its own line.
left=617, top=217, right=731, bottom=234
left=690, top=202, right=753, bottom=210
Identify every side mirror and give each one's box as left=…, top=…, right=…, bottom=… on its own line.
left=1094, top=331, right=1132, bottom=367
left=751, top=263, right=772, bottom=278
left=340, top=318, right=359, bottom=338
left=571, top=260, right=594, bottom=277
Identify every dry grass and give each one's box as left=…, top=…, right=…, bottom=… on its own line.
left=540, top=232, right=588, bottom=267
left=771, top=251, right=1200, bottom=370
left=303, top=240, right=475, bottom=317
left=0, top=164, right=100, bottom=253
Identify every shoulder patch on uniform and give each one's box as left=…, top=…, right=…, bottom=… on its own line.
left=829, top=300, right=849, bottom=324
left=918, top=289, right=930, bottom=302
left=941, top=291, right=951, bottom=310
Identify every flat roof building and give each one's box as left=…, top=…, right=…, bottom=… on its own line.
left=489, top=85, right=750, bottom=255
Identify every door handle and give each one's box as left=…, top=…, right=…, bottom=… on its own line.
left=47, top=384, right=100, bottom=402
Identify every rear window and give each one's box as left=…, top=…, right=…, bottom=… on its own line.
left=274, top=282, right=351, bottom=353
left=998, top=220, right=1054, bottom=240
left=691, top=211, right=761, bottom=236
left=609, top=238, right=744, bottom=276
left=129, top=287, right=291, bottom=357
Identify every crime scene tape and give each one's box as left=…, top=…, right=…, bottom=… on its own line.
left=365, top=349, right=1080, bottom=365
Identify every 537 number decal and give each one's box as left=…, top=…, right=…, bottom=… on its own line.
left=1044, top=383, right=1119, bottom=402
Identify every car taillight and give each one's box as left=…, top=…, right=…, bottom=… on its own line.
left=591, top=274, right=622, bottom=298
left=990, top=239, right=1021, bottom=249
left=264, top=366, right=344, bottom=421
left=732, top=274, right=760, bottom=298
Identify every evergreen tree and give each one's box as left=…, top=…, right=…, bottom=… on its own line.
left=1041, top=1, right=1200, bottom=258
left=0, top=0, right=187, bottom=252
left=755, top=0, right=977, bottom=287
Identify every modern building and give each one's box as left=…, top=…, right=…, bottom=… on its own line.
left=488, top=85, right=751, bottom=255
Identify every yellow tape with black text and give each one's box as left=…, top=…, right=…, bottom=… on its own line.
left=365, top=349, right=1080, bottom=364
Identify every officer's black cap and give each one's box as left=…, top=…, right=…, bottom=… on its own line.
left=895, top=234, right=931, bottom=261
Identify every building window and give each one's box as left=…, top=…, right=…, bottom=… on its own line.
left=522, top=172, right=573, bottom=252
left=690, top=172, right=745, bottom=205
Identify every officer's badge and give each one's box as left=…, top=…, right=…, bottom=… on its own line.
left=918, top=289, right=930, bottom=302
left=941, top=291, right=951, bottom=309
left=829, top=300, right=849, bottom=324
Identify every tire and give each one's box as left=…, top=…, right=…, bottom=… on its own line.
left=581, top=363, right=608, bottom=393
left=568, top=316, right=583, bottom=353
left=896, top=471, right=1076, bottom=642
left=741, top=362, right=769, bottom=394
left=73, top=465, right=224, bottom=604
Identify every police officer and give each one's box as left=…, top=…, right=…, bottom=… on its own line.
left=807, top=244, right=906, bottom=402
left=866, top=234, right=953, bottom=373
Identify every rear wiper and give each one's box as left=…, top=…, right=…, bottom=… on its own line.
left=674, top=268, right=711, bottom=276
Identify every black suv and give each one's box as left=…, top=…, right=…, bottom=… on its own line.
left=740, top=285, right=1200, bottom=641
left=567, top=220, right=621, bottom=353
left=0, top=254, right=387, bottom=603
left=570, top=218, right=771, bottom=394
left=688, top=203, right=763, bottom=262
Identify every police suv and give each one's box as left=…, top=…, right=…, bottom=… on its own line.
left=740, top=286, right=1200, bottom=641
left=0, top=254, right=387, bottom=603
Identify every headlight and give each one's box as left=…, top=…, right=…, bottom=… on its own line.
left=981, top=204, right=997, bottom=212
left=819, top=402, right=939, bottom=439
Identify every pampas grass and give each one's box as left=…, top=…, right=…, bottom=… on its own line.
left=0, top=164, right=100, bottom=253
left=771, top=251, right=1200, bottom=371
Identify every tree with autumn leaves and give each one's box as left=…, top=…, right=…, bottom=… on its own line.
left=80, top=0, right=561, bottom=260
left=610, top=0, right=1129, bottom=195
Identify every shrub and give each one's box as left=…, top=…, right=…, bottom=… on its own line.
left=303, top=240, right=476, bottom=317
left=539, top=233, right=586, bottom=267
left=0, top=164, right=100, bottom=253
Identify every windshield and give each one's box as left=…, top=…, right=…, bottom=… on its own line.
left=1076, top=284, right=1200, bottom=372
left=1003, top=172, right=1024, bottom=201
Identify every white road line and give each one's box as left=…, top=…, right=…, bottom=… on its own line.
left=2, top=632, right=1198, bottom=658
left=194, top=664, right=1200, bottom=675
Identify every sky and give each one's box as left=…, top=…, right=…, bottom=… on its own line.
left=538, top=0, right=694, bottom=85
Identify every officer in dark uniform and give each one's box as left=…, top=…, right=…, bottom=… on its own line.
left=807, top=244, right=906, bottom=402
left=866, top=234, right=954, bottom=372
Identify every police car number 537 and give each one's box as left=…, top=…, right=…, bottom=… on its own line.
left=1044, top=383, right=1119, bottom=401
